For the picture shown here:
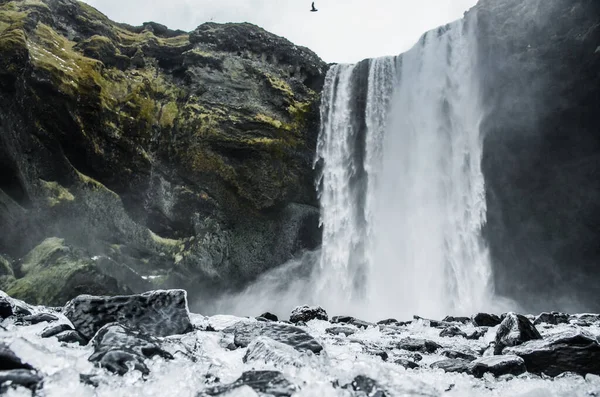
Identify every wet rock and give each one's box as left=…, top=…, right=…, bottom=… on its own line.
left=0, top=343, right=34, bottom=370
left=0, top=297, right=12, bottom=319
left=469, top=355, right=526, bottom=378
left=441, top=350, right=478, bottom=362
left=89, top=324, right=173, bottom=375
left=533, top=312, right=569, bottom=325
left=243, top=336, right=305, bottom=367
left=41, top=323, right=73, bottom=338
left=377, top=318, right=400, bottom=326
left=258, top=312, right=278, bottom=322
left=396, top=338, right=442, bottom=354
left=201, top=370, right=297, bottom=396
left=79, top=373, right=102, bottom=388
left=413, top=315, right=451, bottom=328
left=439, top=326, right=467, bottom=338
left=431, top=359, right=471, bottom=374
left=63, top=290, right=193, bottom=340
left=56, top=330, right=87, bottom=345
left=331, top=316, right=374, bottom=329
left=0, top=369, right=43, bottom=393
left=343, top=375, right=387, bottom=397
left=223, top=321, right=323, bottom=354
left=395, top=359, right=420, bottom=369
left=326, top=326, right=356, bottom=336
left=504, top=330, right=600, bottom=376
left=472, top=313, right=502, bottom=327
left=289, top=305, right=328, bottom=323
left=466, top=329, right=487, bottom=340
left=23, top=312, right=59, bottom=324
left=443, top=316, right=471, bottom=324
left=494, top=313, right=541, bottom=353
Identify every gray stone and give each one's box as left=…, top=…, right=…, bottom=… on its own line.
left=289, top=305, right=328, bottom=323
left=223, top=321, right=323, bottom=354
left=470, top=355, right=526, bottom=378
left=63, top=290, right=193, bottom=340
left=494, top=312, right=541, bottom=353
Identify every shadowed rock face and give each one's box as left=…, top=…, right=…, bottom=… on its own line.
left=0, top=0, right=327, bottom=307
left=475, top=0, right=600, bottom=312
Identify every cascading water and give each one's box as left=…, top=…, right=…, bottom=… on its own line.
left=215, top=15, right=512, bottom=320
left=315, top=17, right=498, bottom=320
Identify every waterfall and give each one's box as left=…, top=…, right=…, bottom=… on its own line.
left=316, top=17, right=497, bottom=319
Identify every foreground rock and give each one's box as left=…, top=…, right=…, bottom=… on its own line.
left=504, top=330, right=600, bottom=376
left=289, top=305, right=328, bottom=323
left=223, top=321, right=323, bottom=354
left=63, top=290, right=193, bottom=340
left=0, top=343, right=41, bottom=393
left=89, top=324, right=173, bottom=375
left=470, top=355, right=526, bottom=378
left=343, top=375, right=388, bottom=397
left=201, top=370, right=297, bottom=396
left=243, top=337, right=305, bottom=368
left=431, top=359, right=471, bottom=374
left=494, top=313, right=541, bottom=353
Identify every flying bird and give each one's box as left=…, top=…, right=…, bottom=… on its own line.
left=310, top=2, right=318, bottom=12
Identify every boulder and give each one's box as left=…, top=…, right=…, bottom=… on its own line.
left=331, top=316, right=374, bottom=329
left=469, top=355, right=526, bottom=378
left=466, top=329, right=487, bottom=340
left=472, top=313, right=502, bottom=327
left=243, top=336, right=305, bottom=367
left=504, top=330, right=600, bottom=376
left=343, top=375, right=387, bottom=397
left=395, top=359, right=420, bottom=369
left=439, top=326, right=467, bottom=338
left=431, top=359, right=471, bottom=374
left=201, top=370, right=296, bottom=396
left=24, top=313, right=58, bottom=324
left=63, top=290, right=193, bottom=340
left=533, top=312, right=569, bottom=325
left=396, top=338, right=442, bottom=354
left=41, top=323, right=73, bottom=338
left=289, top=305, right=328, bottom=323
left=0, top=343, right=34, bottom=371
left=0, top=370, right=43, bottom=394
left=89, top=324, right=173, bottom=375
left=441, top=350, right=478, bottom=362
left=258, top=312, right=278, bottom=322
left=443, top=316, right=471, bottom=324
left=326, top=326, right=356, bottom=336
left=494, top=312, right=541, bottom=353
left=223, top=321, right=323, bottom=354
left=56, top=330, right=87, bottom=345
left=0, top=297, right=12, bottom=319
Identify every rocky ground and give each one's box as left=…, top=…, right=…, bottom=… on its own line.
left=0, top=289, right=599, bottom=396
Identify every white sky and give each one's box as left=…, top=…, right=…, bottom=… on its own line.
left=81, top=0, right=478, bottom=63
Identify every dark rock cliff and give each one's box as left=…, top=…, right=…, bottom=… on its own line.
left=0, top=0, right=327, bottom=307
left=475, top=0, right=600, bottom=312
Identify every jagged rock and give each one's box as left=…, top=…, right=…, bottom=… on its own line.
left=89, top=324, right=173, bottom=375
left=331, top=316, right=374, bottom=329
left=494, top=313, right=541, bottom=353
left=24, top=313, right=58, bottom=324
left=469, top=355, right=526, bottom=378
left=258, top=312, right=278, bottom=322
left=504, top=330, right=600, bottom=376
left=0, top=343, right=34, bottom=370
left=443, top=316, right=471, bottom=324
left=472, top=313, right=502, bottom=327
left=56, top=330, right=87, bottom=345
left=0, top=297, right=12, bottom=319
left=431, top=359, right=471, bottom=374
left=396, top=338, right=442, bottom=354
left=326, top=326, right=356, bottom=336
left=63, top=290, right=193, bottom=340
left=289, top=305, right=328, bottom=323
left=201, top=370, right=297, bottom=396
left=533, top=312, right=569, bottom=325
left=0, top=369, right=43, bottom=394
left=395, top=359, right=420, bottom=369
left=41, top=323, right=73, bottom=338
left=223, top=321, right=323, bottom=354
left=343, top=375, right=387, bottom=397
left=439, top=326, right=467, bottom=338
left=243, top=336, right=305, bottom=367
left=441, top=350, right=478, bottom=361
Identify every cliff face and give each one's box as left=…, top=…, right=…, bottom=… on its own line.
left=475, top=0, right=600, bottom=311
left=0, top=0, right=327, bottom=306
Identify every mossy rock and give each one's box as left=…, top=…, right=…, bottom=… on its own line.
left=6, top=238, right=130, bottom=306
